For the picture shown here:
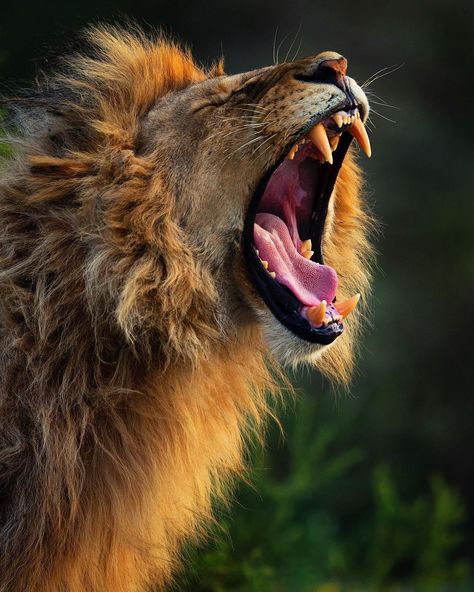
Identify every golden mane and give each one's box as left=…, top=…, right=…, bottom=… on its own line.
left=0, top=25, right=374, bottom=591
left=0, top=27, right=276, bottom=591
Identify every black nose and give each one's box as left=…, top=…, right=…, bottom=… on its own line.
left=295, top=56, right=348, bottom=91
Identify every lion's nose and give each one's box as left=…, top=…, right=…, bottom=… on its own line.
left=318, top=56, right=348, bottom=82
left=296, top=53, right=348, bottom=91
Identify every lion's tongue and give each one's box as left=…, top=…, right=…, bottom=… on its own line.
left=254, top=213, right=338, bottom=307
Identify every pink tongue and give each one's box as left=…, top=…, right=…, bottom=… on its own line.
left=254, top=213, right=338, bottom=307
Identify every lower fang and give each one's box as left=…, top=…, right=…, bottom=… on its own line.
left=307, top=300, right=327, bottom=326
left=335, top=293, right=360, bottom=318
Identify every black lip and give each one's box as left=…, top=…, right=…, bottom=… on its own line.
left=243, top=131, right=354, bottom=345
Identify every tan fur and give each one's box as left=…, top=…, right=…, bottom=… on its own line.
left=0, top=26, right=374, bottom=591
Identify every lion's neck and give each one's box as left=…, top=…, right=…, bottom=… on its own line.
left=82, top=326, right=278, bottom=588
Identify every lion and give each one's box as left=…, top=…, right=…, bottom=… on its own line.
left=0, top=26, right=374, bottom=591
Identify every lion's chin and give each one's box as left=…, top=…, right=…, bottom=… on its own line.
left=256, top=308, right=329, bottom=367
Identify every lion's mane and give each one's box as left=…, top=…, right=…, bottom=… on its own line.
left=0, top=26, right=373, bottom=591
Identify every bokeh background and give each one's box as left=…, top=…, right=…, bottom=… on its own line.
left=1, top=1, right=473, bottom=590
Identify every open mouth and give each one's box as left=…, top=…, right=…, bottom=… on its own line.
left=243, top=105, right=371, bottom=345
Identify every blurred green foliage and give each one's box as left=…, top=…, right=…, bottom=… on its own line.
left=181, top=393, right=471, bottom=591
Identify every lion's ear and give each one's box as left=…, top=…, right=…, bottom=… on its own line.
left=96, top=166, right=219, bottom=362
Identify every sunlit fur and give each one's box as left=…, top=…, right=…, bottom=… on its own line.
left=0, top=26, right=374, bottom=591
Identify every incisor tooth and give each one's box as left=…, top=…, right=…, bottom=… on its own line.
left=300, top=239, right=312, bottom=253
left=334, top=293, right=360, bottom=318
left=348, top=118, right=372, bottom=158
left=308, top=123, right=333, bottom=165
left=307, top=300, right=327, bottom=326
left=302, top=250, right=314, bottom=260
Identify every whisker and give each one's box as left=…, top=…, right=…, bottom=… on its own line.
left=362, top=63, right=404, bottom=89
left=273, top=27, right=279, bottom=65
left=226, top=134, right=266, bottom=157
left=222, top=138, right=265, bottom=163
left=361, top=65, right=393, bottom=87
left=365, top=91, right=400, bottom=110
left=254, top=133, right=278, bottom=156
left=291, top=31, right=304, bottom=63
left=216, top=116, right=267, bottom=125
left=369, top=100, right=400, bottom=110
left=239, top=102, right=270, bottom=110
left=237, top=104, right=270, bottom=114
left=283, top=22, right=302, bottom=64
left=275, top=31, right=291, bottom=66
left=365, top=117, right=376, bottom=132
left=370, top=108, right=397, bottom=124
left=206, top=127, right=263, bottom=142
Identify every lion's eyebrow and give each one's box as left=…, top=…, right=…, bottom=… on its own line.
left=191, top=93, right=233, bottom=112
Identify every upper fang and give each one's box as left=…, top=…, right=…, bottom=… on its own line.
left=308, top=123, right=333, bottom=165
left=348, top=119, right=371, bottom=158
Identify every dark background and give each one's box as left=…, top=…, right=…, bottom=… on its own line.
left=1, top=1, right=473, bottom=590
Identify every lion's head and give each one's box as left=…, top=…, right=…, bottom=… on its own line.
left=134, top=32, right=374, bottom=379
left=2, top=26, right=374, bottom=382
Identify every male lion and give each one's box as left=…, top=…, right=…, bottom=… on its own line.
left=0, top=26, right=374, bottom=591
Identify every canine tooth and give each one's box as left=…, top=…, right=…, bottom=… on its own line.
left=302, top=250, right=314, bottom=259
left=308, top=123, right=333, bottom=165
left=334, top=293, right=360, bottom=318
left=329, top=135, right=340, bottom=151
left=300, top=239, right=312, bottom=253
left=256, top=250, right=259, bottom=256
left=348, top=118, right=372, bottom=158
left=333, top=113, right=343, bottom=128
left=269, top=271, right=276, bottom=279
left=307, top=300, right=327, bottom=326
left=260, top=259, right=269, bottom=269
